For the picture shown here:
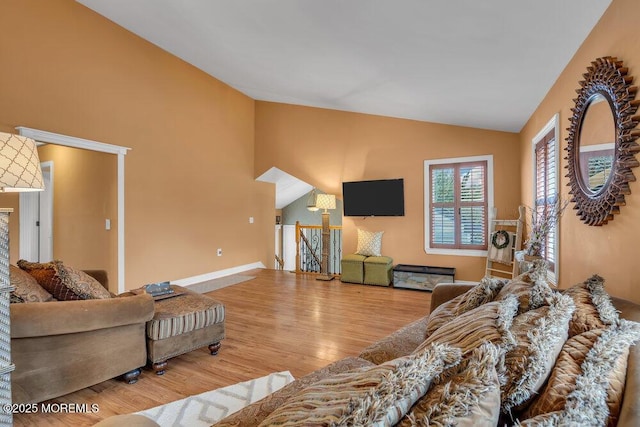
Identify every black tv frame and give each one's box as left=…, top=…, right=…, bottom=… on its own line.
left=342, top=178, right=405, bottom=217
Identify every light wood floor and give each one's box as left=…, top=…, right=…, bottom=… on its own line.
left=14, top=269, right=432, bottom=426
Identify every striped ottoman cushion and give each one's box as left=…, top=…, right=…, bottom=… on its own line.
left=146, top=287, right=225, bottom=340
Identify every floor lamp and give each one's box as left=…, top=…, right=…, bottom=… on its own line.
left=0, top=132, right=44, bottom=426
left=315, top=194, right=336, bottom=281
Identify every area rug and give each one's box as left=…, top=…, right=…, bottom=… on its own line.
left=187, top=274, right=256, bottom=294
left=137, top=371, right=294, bottom=426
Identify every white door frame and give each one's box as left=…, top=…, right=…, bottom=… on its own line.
left=530, top=113, right=561, bottom=285
left=19, top=161, right=53, bottom=262
left=38, top=163, right=53, bottom=262
left=282, top=224, right=296, bottom=271
left=17, top=127, right=131, bottom=293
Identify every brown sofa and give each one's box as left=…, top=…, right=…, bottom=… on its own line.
left=209, top=281, right=640, bottom=426
left=11, top=270, right=155, bottom=404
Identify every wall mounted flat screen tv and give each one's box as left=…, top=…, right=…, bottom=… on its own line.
left=342, top=179, right=405, bottom=217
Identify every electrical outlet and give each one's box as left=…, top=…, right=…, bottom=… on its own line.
left=216, top=248, right=223, bottom=256
left=249, top=216, right=254, bottom=224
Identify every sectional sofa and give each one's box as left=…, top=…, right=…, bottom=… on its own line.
left=211, top=265, right=640, bottom=426
left=10, top=263, right=154, bottom=404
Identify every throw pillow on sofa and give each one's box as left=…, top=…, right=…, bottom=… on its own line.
left=425, top=275, right=508, bottom=336
left=563, top=274, right=619, bottom=338
left=501, top=293, right=575, bottom=414
left=521, top=329, right=604, bottom=420
left=494, top=260, right=555, bottom=315
left=415, top=295, right=518, bottom=356
left=17, top=259, right=111, bottom=300
left=258, top=342, right=461, bottom=427
left=17, top=259, right=77, bottom=301
left=55, top=262, right=111, bottom=299
left=520, top=320, right=640, bottom=427
left=9, top=264, right=53, bottom=303
left=399, top=343, right=502, bottom=427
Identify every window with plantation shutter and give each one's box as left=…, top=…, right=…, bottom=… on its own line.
left=428, top=160, right=489, bottom=250
left=579, top=147, right=614, bottom=192
left=534, top=128, right=558, bottom=272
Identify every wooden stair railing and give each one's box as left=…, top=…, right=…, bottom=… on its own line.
left=275, top=254, right=284, bottom=270
left=295, top=221, right=342, bottom=275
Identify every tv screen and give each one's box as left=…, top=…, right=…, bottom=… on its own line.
left=342, top=179, right=405, bottom=217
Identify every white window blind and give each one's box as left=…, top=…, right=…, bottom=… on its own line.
left=430, top=161, right=488, bottom=250
left=580, top=149, right=614, bottom=192
left=534, top=130, right=557, bottom=271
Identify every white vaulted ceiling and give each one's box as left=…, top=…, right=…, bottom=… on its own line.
left=256, top=167, right=313, bottom=209
left=77, top=0, right=611, bottom=133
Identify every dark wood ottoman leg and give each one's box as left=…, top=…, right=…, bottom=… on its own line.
left=209, top=341, right=222, bottom=355
left=122, top=368, right=142, bottom=384
left=146, top=287, right=225, bottom=376
left=152, top=361, right=168, bottom=376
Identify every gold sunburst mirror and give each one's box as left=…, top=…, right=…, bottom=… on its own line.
left=565, top=56, right=640, bottom=226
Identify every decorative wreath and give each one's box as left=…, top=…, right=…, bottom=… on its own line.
left=491, top=230, right=510, bottom=249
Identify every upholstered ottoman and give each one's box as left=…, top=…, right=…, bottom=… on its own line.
left=363, top=256, right=393, bottom=286
left=146, top=286, right=225, bottom=375
left=340, top=254, right=367, bottom=283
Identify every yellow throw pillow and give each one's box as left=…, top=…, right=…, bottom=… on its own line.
left=356, top=229, right=384, bottom=256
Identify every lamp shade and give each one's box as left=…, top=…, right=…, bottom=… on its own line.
left=306, top=188, right=319, bottom=211
left=0, top=132, right=44, bottom=192
left=315, top=194, right=336, bottom=211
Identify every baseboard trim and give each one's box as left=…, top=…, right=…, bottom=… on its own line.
left=171, top=262, right=266, bottom=288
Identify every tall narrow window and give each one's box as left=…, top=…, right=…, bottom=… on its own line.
left=429, top=160, right=488, bottom=250
left=534, top=129, right=558, bottom=271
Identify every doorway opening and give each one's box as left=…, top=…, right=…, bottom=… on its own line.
left=16, top=127, right=130, bottom=293
left=19, top=161, right=53, bottom=262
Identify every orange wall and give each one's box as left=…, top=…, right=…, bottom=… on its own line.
left=520, top=0, right=640, bottom=302
left=256, top=102, right=521, bottom=281
left=0, top=0, right=274, bottom=289
left=38, top=145, right=118, bottom=288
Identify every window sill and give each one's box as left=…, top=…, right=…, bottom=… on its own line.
left=424, top=247, right=488, bottom=257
